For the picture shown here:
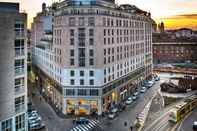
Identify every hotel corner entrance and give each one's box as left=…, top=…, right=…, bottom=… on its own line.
left=65, top=98, right=99, bottom=115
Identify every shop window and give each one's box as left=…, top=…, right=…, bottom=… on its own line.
left=90, top=89, right=98, bottom=96
left=78, top=89, right=87, bottom=96
left=66, top=89, right=75, bottom=96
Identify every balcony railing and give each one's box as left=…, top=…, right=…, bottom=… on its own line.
left=15, top=48, right=25, bottom=57
left=15, top=85, right=25, bottom=95
left=15, top=104, right=25, bottom=113
left=15, top=31, right=25, bottom=38
left=15, top=67, right=25, bottom=76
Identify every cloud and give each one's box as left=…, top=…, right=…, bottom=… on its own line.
left=156, top=14, right=197, bottom=30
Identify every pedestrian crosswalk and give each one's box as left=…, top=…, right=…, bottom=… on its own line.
left=70, top=120, right=100, bottom=131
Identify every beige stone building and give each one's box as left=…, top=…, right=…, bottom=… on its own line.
left=32, top=0, right=153, bottom=115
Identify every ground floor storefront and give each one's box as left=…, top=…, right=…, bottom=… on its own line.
left=32, top=66, right=149, bottom=116
left=64, top=97, right=102, bottom=115
left=102, top=74, right=144, bottom=112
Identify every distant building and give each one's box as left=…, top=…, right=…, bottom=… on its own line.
left=0, top=2, right=28, bottom=131
left=158, top=22, right=165, bottom=33
left=32, top=0, right=153, bottom=115
left=175, top=28, right=194, bottom=38
left=153, top=42, right=197, bottom=64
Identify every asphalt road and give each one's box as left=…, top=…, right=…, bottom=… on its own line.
left=177, top=109, right=197, bottom=131
left=101, top=80, right=162, bottom=131
left=29, top=73, right=173, bottom=131
left=29, top=83, right=73, bottom=131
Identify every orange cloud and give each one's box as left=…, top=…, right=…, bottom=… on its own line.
left=156, top=14, right=197, bottom=30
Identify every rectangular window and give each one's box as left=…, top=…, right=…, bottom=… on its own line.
left=80, top=79, right=84, bottom=85
left=89, top=49, right=94, bottom=57
left=15, top=39, right=24, bottom=57
left=89, top=58, right=94, bottom=66
left=89, top=29, right=94, bottom=36
left=79, top=58, right=85, bottom=67
left=1, top=118, right=12, bottom=131
left=15, top=113, right=25, bottom=131
left=70, top=29, right=74, bottom=36
left=69, top=17, right=76, bottom=26
left=15, top=77, right=25, bottom=92
left=80, top=71, right=84, bottom=76
left=70, top=79, right=75, bottom=85
left=70, top=70, right=75, bottom=77
left=70, top=38, right=74, bottom=45
left=66, top=89, right=75, bottom=96
left=15, top=21, right=24, bottom=37
left=79, top=38, right=85, bottom=46
left=89, top=38, right=94, bottom=45
left=70, top=49, right=74, bottom=57
left=90, top=89, right=99, bottom=96
left=78, top=28, right=85, bottom=38
left=15, top=59, right=24, bottom=76
left=89, top=70, right=94, bottom=77
left=15, top=96, right=25, bottom=113
left=78, top=89, right=87, bottom=96
left=78, top=48, right=85, bottom=57
left=88, top=17, right=95, bottom=26
left=70, top=59, right=75, bottom=66
left=104, top=29, right=106, bottom=36
left=89, top=79, right=94, bottom=85
left=79, top=17, right=85, bottom=26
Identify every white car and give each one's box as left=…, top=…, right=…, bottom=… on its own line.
left=132, top=96, right=137, bottom=100
left=133, top=92, right=139, bottom=96
left=108, top=113, right=117, bottom=119
left=125, top=97, right=133, bottom=105
left=111, top=108, right=118, bottom=113
left=140, top=87, right=146, bottom=93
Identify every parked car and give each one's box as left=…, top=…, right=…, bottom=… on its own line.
left=108, top=112, right=117, bottom=119
left=145, top=81, right=154, bottom=88
left=140, top=87, right=146, bottom=93
left=132, top=96, right=137, bottom=101
left=193, top=121, right=197, bottom=131
left=125, top=97, right=133, bottom=105
left=155, top=76, right=160, bottom=81
left=133, top=92, right=139, bottom=96
left=73, top=117, right=89, bottom=125
left=30, top=123, right=45, bottom=130
left=111, top=107, right=119, bottom=113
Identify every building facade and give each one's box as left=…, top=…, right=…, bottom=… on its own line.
left=153, top=42, right=197, bottom=64
left=32, top=0, right=153, bottom=115
left=0, top=2, right=28, bottom=131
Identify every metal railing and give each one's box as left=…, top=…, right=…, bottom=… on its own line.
left=15, top=48, right=25, bottom=57
left=15, top=67, right=25, bottom=76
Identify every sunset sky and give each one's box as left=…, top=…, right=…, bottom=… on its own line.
left=1, top=0, right=197, bottom=30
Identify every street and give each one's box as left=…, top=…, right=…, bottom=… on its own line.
left=100, top=79, right=163, bottom=131
left=29, top=73, right=175, bottom=131
left=177, top=109, right=197, bottom=131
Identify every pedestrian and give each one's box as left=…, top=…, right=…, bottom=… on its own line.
left=130, top=126, right=133, bottom=131
left=124, top=121, right=127, bottom=126
left=40, top=96, right=42, bottom=101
